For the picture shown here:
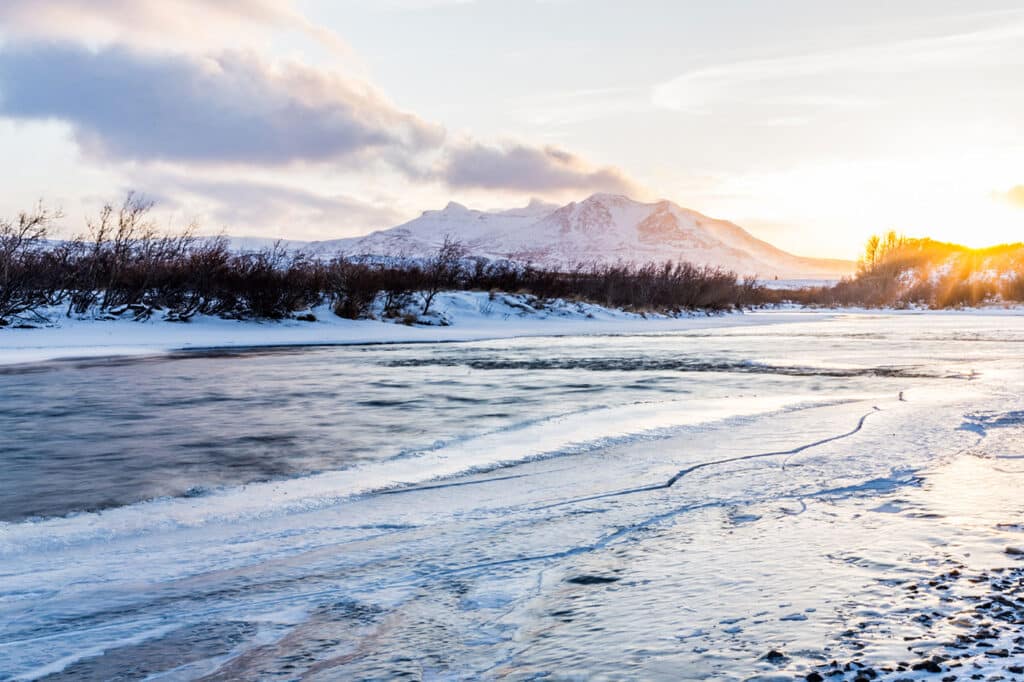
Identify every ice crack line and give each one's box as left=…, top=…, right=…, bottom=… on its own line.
left=531, top=406, right=883, bottom=511
left=446, top=467, right=919, bottom=580
left=378, top=472, right=532, bottom=495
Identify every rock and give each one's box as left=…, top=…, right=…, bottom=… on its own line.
left=984, top=648, right=1009, bottom=657
left=911, top=659, right=944, bottom=673
left=761, top=649, right=787, bottom=664
left=806, top=673, right=824, bottom=682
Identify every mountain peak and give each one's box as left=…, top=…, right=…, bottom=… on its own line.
left=320, top=193, right=853, bottom=279
left=525, top=197, right=557, bottom=211
left=583, top=192, right=634, bottom=205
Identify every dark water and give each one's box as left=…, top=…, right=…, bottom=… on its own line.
left=0, top=325, right=963, bottom=521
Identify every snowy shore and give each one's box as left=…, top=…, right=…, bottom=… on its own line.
left=0, top=291, right=825, bottom=366
left=6, top=290, right=1024, bottom=368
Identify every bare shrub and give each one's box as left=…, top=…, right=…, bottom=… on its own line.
left=328, top=257, right=383, bottom=320
left=419, top=236, right=466, bottom=315
left=226, top=246, right=323, bottom=319
left=0, top=203, right=61, bottom=323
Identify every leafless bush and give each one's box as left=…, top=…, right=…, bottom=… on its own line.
left=0, top=203, right=62, bottom=323
left=220, top=246, right=323, bottom=319
left=328, top=257, right=384, bottom=320
left=418, top=236, right=467, bottom=315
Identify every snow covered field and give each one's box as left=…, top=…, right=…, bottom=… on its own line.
left=2, top=310, right=1024, bottom=679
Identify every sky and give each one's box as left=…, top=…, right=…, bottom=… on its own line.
left=1, top=1, right=1022, bottom=258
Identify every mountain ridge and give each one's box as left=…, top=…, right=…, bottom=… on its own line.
left=232, top=194, right=853, bottom=279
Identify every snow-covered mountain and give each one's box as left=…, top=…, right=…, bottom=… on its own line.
left=240, top=194, right=853, bottom=279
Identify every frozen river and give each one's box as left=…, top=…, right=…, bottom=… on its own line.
left=2, top=311, right=1024, bottom=679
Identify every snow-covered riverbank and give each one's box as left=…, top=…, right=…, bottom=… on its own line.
left=8, top=291, right=1024, bottom=369
left=0, top=291, right=825, bottom=366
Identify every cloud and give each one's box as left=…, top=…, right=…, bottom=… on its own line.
left=145, top=174, right=404, bottom=238
left=518, top=87, right=650, bottom=128
left=653, top=21, right=1024, bottom=113
left=0, top=7, right=649, bottom=220
left=0, top=44, right=444, bottom=165
left=0, top=44, right=635, bottom=195
left=0, top=0, right=350, bottom=55
left=995, top=185, right=1024, bottom=208
left=439, top=142, right=638, bottom=195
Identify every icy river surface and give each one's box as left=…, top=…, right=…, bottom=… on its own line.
left=2, top=311, right=1024, bottom=680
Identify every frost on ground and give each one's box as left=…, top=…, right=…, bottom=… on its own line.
left=2, top=312, right=1024, bottom=680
